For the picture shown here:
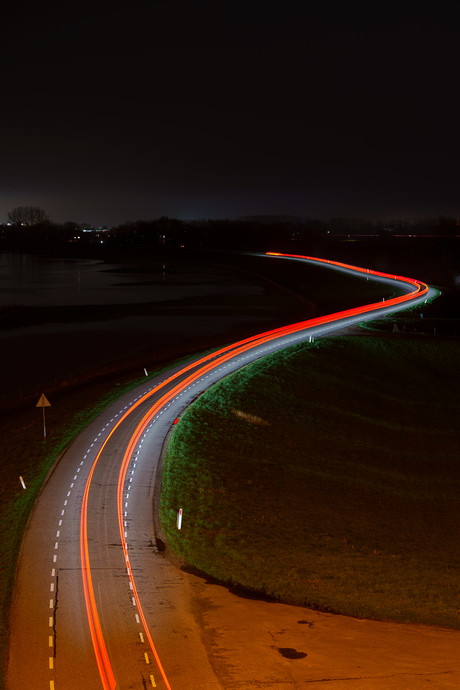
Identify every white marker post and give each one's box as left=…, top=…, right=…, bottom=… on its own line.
left=19, top=476, right=26, bottom=490
left=144, top=368, right=148, bottom=376
left=36, top=393, right=51, bottom=440
left=177, top=508, right=183, bottom=530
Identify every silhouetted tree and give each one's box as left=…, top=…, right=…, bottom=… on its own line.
left=7, top=206, right=49, bottom=226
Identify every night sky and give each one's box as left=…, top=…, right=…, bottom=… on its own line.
left=2, top=2, right=459, bottom=226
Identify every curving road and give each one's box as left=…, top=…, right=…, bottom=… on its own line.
left=7, top=254, right=437, bottom=690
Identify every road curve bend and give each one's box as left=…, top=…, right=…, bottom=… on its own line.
left=7, top=254, right=436, bottom=690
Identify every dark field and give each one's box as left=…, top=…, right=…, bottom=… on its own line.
left=161, top=334, right=460, bottom=628
left=0, top=249, right=403, bottom=402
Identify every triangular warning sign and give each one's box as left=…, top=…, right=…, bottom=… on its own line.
left=36, top=394, right=51, bottom=407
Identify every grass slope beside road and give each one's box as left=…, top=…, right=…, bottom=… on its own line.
left=161, top=334, right=460, bottom=629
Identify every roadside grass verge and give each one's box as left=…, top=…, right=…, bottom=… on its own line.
left=161, top=335, right=460, bottom=628
left=361, top=287, right=460, bottom=337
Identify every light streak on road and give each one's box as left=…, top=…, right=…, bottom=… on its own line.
left=80, top=253, right=431, bottom=688
left=80, top=337, right=290, bottom=689
left=80, top=457, right=116, bottom=690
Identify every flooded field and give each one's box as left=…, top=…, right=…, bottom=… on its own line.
left=0, top=252, right=304, bottom=398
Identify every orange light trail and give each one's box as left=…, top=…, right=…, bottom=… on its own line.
left=81, top=253, right=429, bottom=688
left=80, top=332, right=290, bottom=689
left=80, top=454, right=117, bottom=690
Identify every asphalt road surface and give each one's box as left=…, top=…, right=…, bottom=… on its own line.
left=7, top=254, right=447, bottom=690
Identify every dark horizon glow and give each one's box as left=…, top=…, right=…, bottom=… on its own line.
left=2, top=4, right=460, bottom=227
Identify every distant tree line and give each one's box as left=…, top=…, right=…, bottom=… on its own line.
left=1, top=205, right=459, bottom=283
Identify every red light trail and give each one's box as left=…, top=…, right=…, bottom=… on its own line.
left=80, top=253, right=429, bottom=688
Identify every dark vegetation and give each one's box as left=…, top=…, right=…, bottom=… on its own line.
left=2, top=209, right=459, bottom=288
left=361, top=287, right=459, bottom=337
left=161, top=332, right=460, bottom=628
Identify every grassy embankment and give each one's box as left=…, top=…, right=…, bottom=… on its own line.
left=161, top=330, right=460, bottom=629
left=360, top=285, right=458, bottom=337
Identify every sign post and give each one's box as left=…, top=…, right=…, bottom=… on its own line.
left=36, top=394, right=51, bottom=439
